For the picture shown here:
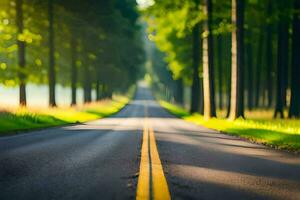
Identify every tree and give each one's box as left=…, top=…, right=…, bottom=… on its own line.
left=254, top=30, right=264, bottom=108
left=216, top=35, right=223, bottom=110
left=274, top=0, right=290, bottom=118
left=0, top=0, right=144, bottom=108
left=16, top=0, right=27, bottom=106
left=70, top=31, right=77, bottom=106
left=48, top=0, right=56, bottom=107
left=190, top=21, right=201, bottom=113
left=175, top=78, right=184, bottom=105
left=144, top=0, right=203, bottom=113
left=202, top=0, right=216, bottom=118
left=265, top=0, right=274, bottom=108
left=230, top=0, right=245, bottom=119
left=246, top=31, right=254, bottom=110
left=289, top=0, right=300, bottom=118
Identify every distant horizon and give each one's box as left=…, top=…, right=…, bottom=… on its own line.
left=0, top=84, right=96, bottom=108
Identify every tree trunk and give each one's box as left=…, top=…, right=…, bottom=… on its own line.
left=71, top=33, right=77, bottom=106
left=84, top=66, right=92, bottom=103
left=102, top=84, right=112, bottom=99
left=230, top=0, right=245, bottom=119
left=96, top=80, right=101, bottom=101
left=255, top=31, right=264, bottom=108
left=274, top=51, right=284, bottom=118
left=265, top=0, right=274, bottom=108
left=199, top=77, right=204, bottom=115
left=190, top=22, right=201, bottom=113
left=48, top=0, right=56, bottom=107
left=226, top=34, right=231, bottom=118
left=217, top=35, right=223, bottom=110
left=226, top=70, right=231, bottom=118
left=175, top=78, right=184, bottom=105
left=246, top=31, right=254, bottom=110
left=203, top=0, right=216, bottom=118
left=274, top=6, right=289, bottom=119
left=289, top=0, right=300, bottom=118
left=16, top=0, right=26, bottom=106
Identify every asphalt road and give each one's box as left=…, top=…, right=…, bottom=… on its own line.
left=1, top=86, right=300, bottom=200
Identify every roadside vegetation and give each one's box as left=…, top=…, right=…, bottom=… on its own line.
left=0, top=95, right=130, bottom=135
left=0, top=84, right=135, bottom=135
left=160, top=101, right=300, bottom=152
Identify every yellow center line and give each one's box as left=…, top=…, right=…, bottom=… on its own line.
left=136, top=102, right=171, bottom=200
left=136, top=118, right=150, bottom=200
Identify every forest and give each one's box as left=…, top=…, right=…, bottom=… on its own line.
left=0, top=0, right=300, bottom=150
left=0, top=0, right=144, bottom=107
left=144, top=0, right=300, bottom=120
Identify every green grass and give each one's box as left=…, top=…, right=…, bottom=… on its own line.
left=160, top=101, right=300, bottom=152
left=0, top=96, right=131, bottom=135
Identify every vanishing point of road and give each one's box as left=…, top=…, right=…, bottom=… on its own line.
left=1, top=86, right=300, bottom=200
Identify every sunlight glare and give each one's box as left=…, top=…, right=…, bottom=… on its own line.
left=136, top=0, right=154, bottom=8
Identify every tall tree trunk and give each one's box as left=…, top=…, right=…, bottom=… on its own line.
left=16, top=0, right=26, bottom=106
left=230, top=0, right=245, bottom=119
left=255, top=31, right=264, bottom=108
left=265, top=0, right=274, bottom=108
left=48, top=0, right=56, bottom=107
left=103, top=84, right=112, bottom=99
left=226, top=34, right=231, bottom=118
left=217, top=35, right=223, bottom=110
left=274, top=5, right=289, bottom=119
left=190, top=22, right=201, bottom=113
left=71, top=33, right=77, bottom=106
left=289, top=0, right=300, bottom=118
left=246, top=31, right=254, bottom=110
left=96, top=80, right=101, bottom=101
left=226, top=70, right=231, bottom=118
left=203, top=0, right=216, bottom=118
left=84, top=65, right=92, bottom=103
left=175, top=78, right=184, bottom=105
left=198, top=77, right=204, bottom=115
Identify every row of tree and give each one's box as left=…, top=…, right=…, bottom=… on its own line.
left=0, top=0, right=144, bottom=107
left=144, top=0, right=300, bottom=119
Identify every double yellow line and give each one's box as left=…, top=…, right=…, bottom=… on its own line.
left=136, top=104, right=171, bottom=200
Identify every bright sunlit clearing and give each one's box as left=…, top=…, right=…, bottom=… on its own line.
left=136, top=0, right=154, bottom=8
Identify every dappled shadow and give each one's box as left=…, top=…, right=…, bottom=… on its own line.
left=0, top=120, right=142, bottom=152
left=168, top=174, right=277, bottom=200
left=155, top=136, right=300, bottom=199
left=0, top=126, right=141, bottom=200
left=154, top=114, right=300, bottom=151
left=157, top=129, right=242, bottom=141
left=205, top=141, right=268, bottom=150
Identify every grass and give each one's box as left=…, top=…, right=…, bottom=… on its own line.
left=160, top=101, right=300, bottom=152
left=0, top=94, right=132, bottom=135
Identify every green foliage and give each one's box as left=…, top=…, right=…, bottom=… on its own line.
left=0, top=0, right=145, bottom=95
left=0, top=0, right=46, bottom=85
left=144, top=0, right=203, bottom=82
left=143, top=0, right=234, bottom=85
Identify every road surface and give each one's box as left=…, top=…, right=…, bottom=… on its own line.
left=1, top=86, right=300, bottom=200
